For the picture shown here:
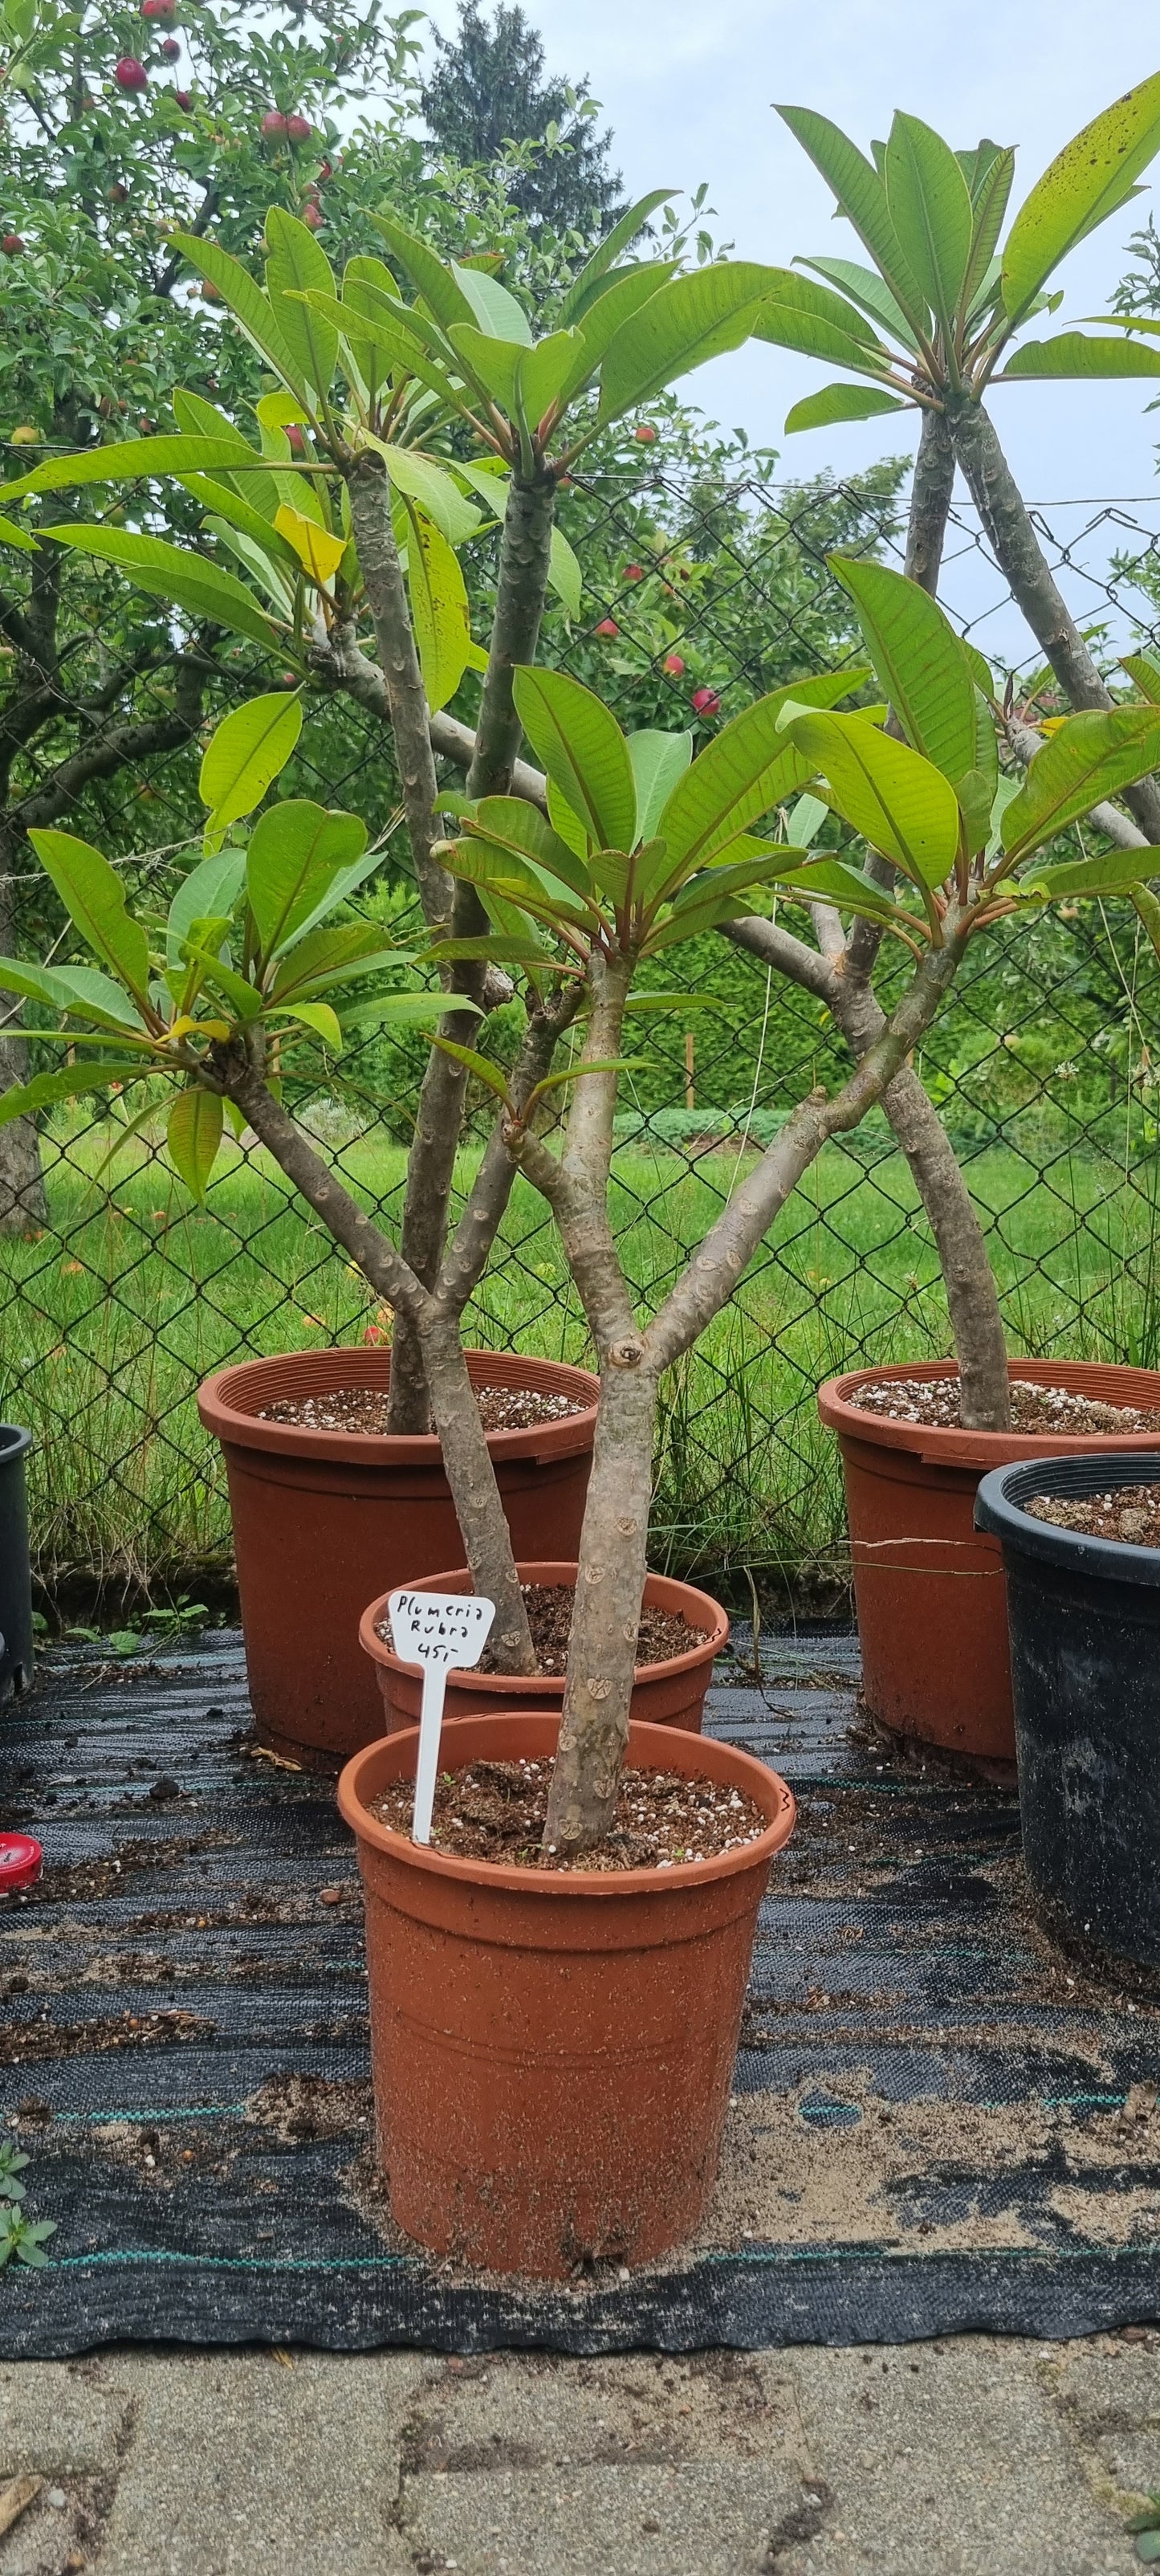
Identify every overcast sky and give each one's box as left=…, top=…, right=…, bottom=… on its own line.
left=422, top=0, right=1160, bottom=519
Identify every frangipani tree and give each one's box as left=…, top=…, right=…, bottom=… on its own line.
left=428, top=565, right=1160, bottom=1849
left=0, top=644, right=870, bottom=1672
left=0, top=200, right=784, bottom=1434
left=758, top=73, right=1160, bottom=838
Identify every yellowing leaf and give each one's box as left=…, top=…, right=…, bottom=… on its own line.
left=166, top=1014, right=232, bottom=1044
left=274, top=506, right=347, bottom=589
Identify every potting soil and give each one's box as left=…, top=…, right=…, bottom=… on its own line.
left=2, top=1630, right=1159, bottom=2358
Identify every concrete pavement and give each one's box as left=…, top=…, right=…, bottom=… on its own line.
left=1, top=2331, right=1158, bottom=2574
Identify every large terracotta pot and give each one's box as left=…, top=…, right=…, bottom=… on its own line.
left=197, top=1349, right=599, bottom=1769
left=337, top=1712, right=796, bottom=2276
left=360, top=1559, right=728, bottom=1737
left=817, top=1356, right=1160, bottom=1763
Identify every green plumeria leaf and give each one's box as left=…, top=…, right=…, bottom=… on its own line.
left=751, top=267, right=896, bottom=381
left=369, top=440, right=481, bottom=545
left=1122, top=650, right=1160, bottom=703
left=246, top=802, right=368, bottom=958
left=169, top=230, right=309, bottom=400
left=999, top=333, right=1160, bottom=381
left=264, top=206, right=338, bottom=406
left=597, top=263, right=784, bottom=422
left=773, top=104, right=932, bottom=331
left=405, top=506, right=473, bottom=712
left=628, top=730, right=694, bottom=842
left=1016, top=846, right=1150, bottom=899
left=0, top=956, right=144, bottom=1034
left=786, top=709, right=961, bottom=887
left=766, top=852, right=919, bottom=925
left=28, top=829, right=151, bottom=1000
left=37, top=528, right=283, bottom=657
left=166, top=852, right=246, bottom=972
left=831, top=556, right=982, bottom=797
left=795, top=255, right=919, bottom=347
left=167, top=1087, right=223, bottom=1200
left=368, top=214, right=478, bottom=335
left=883, top=110, right=974, bottom=340
left=199, top=695, right=303, bottom=849
left=429, top=1036, right=511, bottom=1099
left=0, top=1062, right=149, bottom=1126
left=657, top=670, right=869, bottom=875
left=267, top=1000, right=344, bottom=1053
left=557, top=190, right=675, bottom=324
left=511, top=669, right=637, bottom=854
left=1000, top=707, right=1160, bottom=858
left=785, top=383, right=909, bottom=433
left=547, top=524, right=583, bottom=618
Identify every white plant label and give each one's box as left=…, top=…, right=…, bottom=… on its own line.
left=387, top=1588, right=496, bottom=1845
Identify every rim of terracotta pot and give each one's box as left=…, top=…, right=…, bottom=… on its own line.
left=358, top=1560, right=729, bottom=1700
left=197, top=1347, right=600, bottom=1470
left=336, top=1710, right=795, bottom=1899
left=816, top=1357, right=1160, bottom=1469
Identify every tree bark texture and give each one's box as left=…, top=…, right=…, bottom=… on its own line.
left=950, top=397, right=1160, bottom=844
left=466, top=467, right=556, bottom=801
left=346, top=451, right=479, bottom=1431
left=722, top=915, right=1010, bottom=1429
left=542, top=1355, right=658, bottom=1852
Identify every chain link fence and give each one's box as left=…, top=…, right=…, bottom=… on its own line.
left=4, top=463, right=1160, bottom=1614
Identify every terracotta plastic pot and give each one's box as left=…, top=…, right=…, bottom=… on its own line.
left=197, top=1350, right=599, bottom=1769
left=360, top=1559, right=728, bottom=1737
left=337, top=1712, right=796, bottom=2276
left=817, top=1357, right=1160, bottom=1763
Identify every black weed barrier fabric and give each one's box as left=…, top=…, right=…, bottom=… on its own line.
left=2, top=1630, right=1159, bottom=2356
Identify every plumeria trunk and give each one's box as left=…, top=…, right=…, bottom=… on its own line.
left=523, top=929, right=969, bottom=1852
left=950, top=397, right=1160, bottom=844
left=346, top=453, right=474, bottom=1433
left=543, top=1355, right=659, bottom=1853
left=727, top=913, right=1009, bottom=1427
left=835, top=404, right=1011, bottom=1431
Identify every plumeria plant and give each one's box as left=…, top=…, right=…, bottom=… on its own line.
left=757, top=71, right=1160, bottom=835
left=0, top=200, right=786, bottom=1668
left=426, top=564, right=1160, bottom=1849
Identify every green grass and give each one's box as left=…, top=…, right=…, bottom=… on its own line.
left=6, top=1105, right=1160, bottom=1608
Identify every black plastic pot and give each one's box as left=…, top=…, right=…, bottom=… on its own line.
left=0, top=1425, right=33, bottom=1702
left=975, top=1452, right=1160, bottom=1968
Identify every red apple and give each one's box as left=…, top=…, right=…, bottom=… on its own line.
left=2, top=233, right=25, bottom=255
left=286, top=424, right=307, bottom=454
left=174, top=88, right=192, bottom=108
left=161, top=37, right=180, bottom=59
left=286, top=112, right=312, bottom=141
left=201, top=281, right=223, bottom=303
left=594, top=618, right=619, bottom=638
left=634, top=421, right=657, bottom=444
left=691, top=686, right=721, bottom=719
left=623, top=564, right=645, bottom=583
left=302, top=201, right=324, bottom=230
left=115, top=57, right=149, bottom=92
left=663, top=652, right=685, bottom=677
left=260, top=108, right=289, bottom=140
left=141, top=0, right=177, bottom=18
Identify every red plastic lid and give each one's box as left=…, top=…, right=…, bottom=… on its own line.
left=0, top=1834, right=42, bottom=1890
